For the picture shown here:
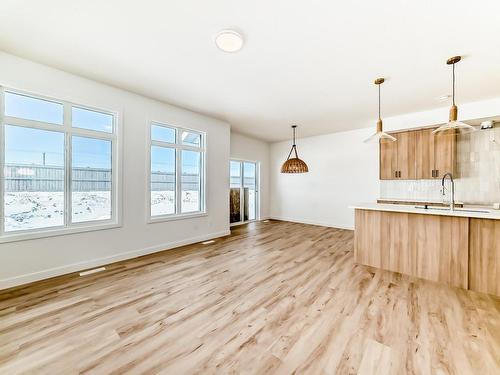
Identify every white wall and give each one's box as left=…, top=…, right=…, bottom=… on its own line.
left=270, top=97, right=500, bottom=230
left=0, top=52, right=231, bottom=289
left=270, top=127, right=379, bottom=229
left=230, top=132, right=270, bottom=219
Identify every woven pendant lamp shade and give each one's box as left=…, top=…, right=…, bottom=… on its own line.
left=281, top=125, right=309, bottom=173
left=281, top=157, right=308, bottom=173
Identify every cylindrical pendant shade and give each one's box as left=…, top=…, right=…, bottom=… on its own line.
left=281, top=157, right=309, bottom=173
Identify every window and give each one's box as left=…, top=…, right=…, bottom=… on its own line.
left=72, top=106, right=113, bottom=133
left=4, top=91, right=63, bottom=125
left=71, top=136, right=112, bottom=223
left=150, top=122, right=205, bottom=220
left=0, top=88, right=119, bottom=241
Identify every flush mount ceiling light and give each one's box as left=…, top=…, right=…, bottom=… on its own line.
left=215, top=30, right=244, bottom=52
left=364, top=78, right=396, bottom=143
left=433, top=56, right=476, bottom=135
left=281, top=125, right=309, bottom=173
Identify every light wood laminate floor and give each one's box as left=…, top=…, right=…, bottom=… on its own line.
left=1, top=220, right=499, bottom=374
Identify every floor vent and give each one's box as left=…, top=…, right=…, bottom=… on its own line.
left=79, top=267, right=106, bottom=276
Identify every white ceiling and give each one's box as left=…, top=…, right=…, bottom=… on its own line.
left=1, top=1, right=500, bottom=142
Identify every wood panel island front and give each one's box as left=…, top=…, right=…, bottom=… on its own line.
left=352, top=203, right=500, bottom=296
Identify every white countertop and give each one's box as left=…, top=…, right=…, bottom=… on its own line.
left=350, top=202, right=500, bottom=220
left=377, top=198, right=465, bottom=205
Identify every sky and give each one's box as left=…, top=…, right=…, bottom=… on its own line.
left=4, top=91, right=204, bottom=174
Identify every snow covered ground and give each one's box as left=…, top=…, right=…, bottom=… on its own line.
left=150, top=191, right=200, bottom=216
left=72, top=192, right=111, bottom=223
left=4, top=191, right=111, bottom=232
left=4, top=190, right=200, bottom=231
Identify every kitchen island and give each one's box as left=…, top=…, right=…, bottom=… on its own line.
left=351, top=203, right=500, bottom=296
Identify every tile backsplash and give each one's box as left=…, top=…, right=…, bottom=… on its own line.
left=380, top=126, right=500, bottom=205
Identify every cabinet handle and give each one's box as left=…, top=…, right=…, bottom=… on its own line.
left=435, top=169, right=439, bottom=177
left=431, top=170, right=434, bottom=177
left=395, top=171, right=398, bottom=178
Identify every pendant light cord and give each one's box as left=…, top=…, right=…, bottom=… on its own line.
left=287, top=126, right=299, bottom=160
left=452, top=62, right=456, bottom=106
left=378, top=84, right=381, bottom=120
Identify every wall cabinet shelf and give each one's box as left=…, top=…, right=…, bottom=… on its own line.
left=380, top=128, right=456, bottom=180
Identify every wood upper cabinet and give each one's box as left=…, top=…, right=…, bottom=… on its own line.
left=381, top=127, right=456, bottom=180
left=379, top=130, right=416, bottom=180
left=415, top=128, right=434, bottom=179
left=379, top=137, right=398, bottom=179
left=395, top=131, right=416, bottom=179
left=433, top=130, right=456, bottom=179
left=415, top=128, right=456, bottom=179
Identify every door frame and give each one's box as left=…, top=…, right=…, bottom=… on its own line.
left=229, top=158, right=260, bottom=226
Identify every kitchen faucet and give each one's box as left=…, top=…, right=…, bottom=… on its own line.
left=441, top=172, right=455, bottom=211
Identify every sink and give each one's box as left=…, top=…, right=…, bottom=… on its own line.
left=414, top=206, right=491, bottom=214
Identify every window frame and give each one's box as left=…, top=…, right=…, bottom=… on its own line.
left=147, top=121, right=206, bottom=223
left=0, top=86, right=122, bottom=243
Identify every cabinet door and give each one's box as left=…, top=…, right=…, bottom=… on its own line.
left=395, top=131, right=416, bottom=179
left=415, top=128, right=435, bottom=179
left=433, top=130, right=456, bottom=179
left=379, top=137, right=397, bottom=179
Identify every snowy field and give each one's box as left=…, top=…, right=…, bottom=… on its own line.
left=151, top=191, right=200, bottom=216
left=4, top=190, right=201, bottom=231
left=4, top=191, right=111, bottom=232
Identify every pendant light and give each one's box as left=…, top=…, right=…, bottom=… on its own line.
left=364, top=78, right=396, bottom=142
left=281, top=125, right=309, bottom=173
left=433, top=56, right=475, bottom=134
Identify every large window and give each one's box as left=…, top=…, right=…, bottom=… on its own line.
left=0, top=88, right=119, bottom=241
left=150, top=122, right=205, bottom=220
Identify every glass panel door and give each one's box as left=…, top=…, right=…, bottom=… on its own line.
left=243, top=162, right=256, bottom=221
left=229, top=160, right=258, bottom=224
left=229, top=161, right=242, bottom=224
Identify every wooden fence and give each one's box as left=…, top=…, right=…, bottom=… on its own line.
left=5, top=164, right=201, bottom=192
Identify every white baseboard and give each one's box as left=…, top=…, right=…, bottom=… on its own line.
left=270, top=216, right=354, bottom=231
left=0, top=230, right=231, bottom=290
